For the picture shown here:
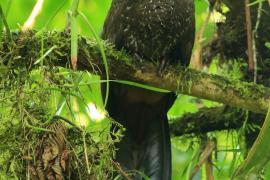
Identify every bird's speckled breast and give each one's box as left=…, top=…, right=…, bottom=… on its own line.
left=102, top=0, right=195, bottom=64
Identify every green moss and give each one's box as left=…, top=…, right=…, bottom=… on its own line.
left=0, top=31, right=123, bottom=178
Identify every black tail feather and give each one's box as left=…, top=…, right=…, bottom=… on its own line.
left=106, top=83, right=175, bottom=180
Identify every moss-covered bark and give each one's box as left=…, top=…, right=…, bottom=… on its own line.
left=1, top=31, right=270, bottom=114
left=170, top=105, right=264, bottom=136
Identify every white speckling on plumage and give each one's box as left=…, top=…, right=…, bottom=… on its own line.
left=102, top=0, right=195, bottom=66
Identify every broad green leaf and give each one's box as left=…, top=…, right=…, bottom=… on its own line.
left=234, top=103, right=270, bottom=178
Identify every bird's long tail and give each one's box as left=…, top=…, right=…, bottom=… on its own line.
left=106, top=83, right=176, bottom=180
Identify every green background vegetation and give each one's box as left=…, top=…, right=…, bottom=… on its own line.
left=1, top=0, right=268, bottom=179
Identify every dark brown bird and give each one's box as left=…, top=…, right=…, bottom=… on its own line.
left=102, top=0, right=195, bottom=179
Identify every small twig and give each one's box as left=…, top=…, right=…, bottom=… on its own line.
left=252, top=2, right=263, bottom=83
left=189, top=140, right=216, bottom=180
left=23, top=108, right=55, bottom=133
left=244, top=0, right=254, bottom=71
left=52, top=115, right=83, bottom=131
left=111, top=160, right=132, bottom=180
left=82, top=131, right=91, bottom=175
left=191, top=0, right=216, bottom=69
left=205, top=155, right=214, bottom=180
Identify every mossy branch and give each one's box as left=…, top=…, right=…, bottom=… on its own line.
left=1, top=31, right=270, bottom=114
left=170, top=106, right=264, bottom=136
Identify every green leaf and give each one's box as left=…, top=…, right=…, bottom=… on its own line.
left=0, top=4, right=11, bottom=41
left=78, top=11, right=110, bottom=107
left=234, top=103, right=270, bottom=178
left=111, top=80, right=170, bottom=93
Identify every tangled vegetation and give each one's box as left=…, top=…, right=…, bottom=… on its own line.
left=0, top=30, right=124, bottom=179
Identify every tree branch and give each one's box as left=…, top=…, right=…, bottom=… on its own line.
left=170, top=106, right=264, bottom=136
left=1, top=31, right=270, bottom=115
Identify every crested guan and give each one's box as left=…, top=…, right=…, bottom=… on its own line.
left=102, top=0, right=195, bottom=179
